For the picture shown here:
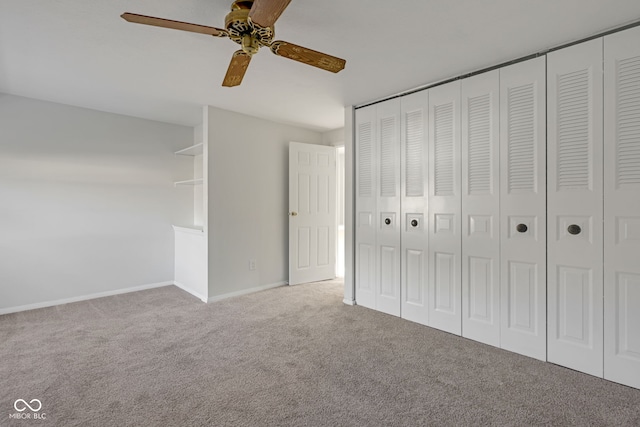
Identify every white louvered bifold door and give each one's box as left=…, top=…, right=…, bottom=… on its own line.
left=461, top=70, right=501, bottom=346
left=376, top=99, right=402, bottom=316
left=428, top=81, right=462, bottom=335
left=604, top=26, right=640, bottom=390
left=547, top=39, right=604, bottom=377
left=401, top=91, right=429, bottom=325
left=499, top=57, right=547, bottom=361
left=355, top=105, right=377, bottom=310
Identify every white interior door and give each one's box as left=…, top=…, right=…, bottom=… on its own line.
left=401, top=91, right=429, bottom=325
left=375, top=98, right=402, bottom=316
left=499, top=57, right=547, bottom=361
left=547, top=38, right=604, bottom=377
left=428, top=80, right=462, bottom=335
left=461, top=70, right=501, bottom=346
left=604, top=26, right=640, bottom=390
left=289, top=142, right=336, bottom=285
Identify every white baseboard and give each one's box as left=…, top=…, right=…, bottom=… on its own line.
left=343, top=298, right=356, bottom=306
left=0, top=281, right=174, bottom=315
left=207, top=281, right=286, bottom=303
left=173, top=281, right=207, bottom=303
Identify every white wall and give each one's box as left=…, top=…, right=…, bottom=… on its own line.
left=205, top=106, right=323, bottom=298
left=193, top=123, right=205, bottom=228
left=0, top=94, right=194, bottom=312
left=322, top=128, right=345, bottom=147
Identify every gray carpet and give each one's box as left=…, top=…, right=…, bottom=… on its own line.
left=1, top=281, right=639, bottom=427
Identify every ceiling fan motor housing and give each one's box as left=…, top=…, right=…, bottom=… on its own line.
left=225, top=0, right=274, bottom=55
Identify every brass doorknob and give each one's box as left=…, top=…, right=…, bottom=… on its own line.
left=290, top=212, right=298, bottom=216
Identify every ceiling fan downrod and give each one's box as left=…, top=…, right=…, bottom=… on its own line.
left=226, top=0, right=273, bottom=56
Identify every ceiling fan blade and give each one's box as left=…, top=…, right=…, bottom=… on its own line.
left=248, top=0, right=292, bottom=28
left=121, top=13, right=227, bottom=37
left=270, top=41, right=346, bottom=73
left=222, top=51, right=252, bottom=87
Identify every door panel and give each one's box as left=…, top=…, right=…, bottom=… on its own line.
left=380, top=245, right=398, bottom=297
left=613, top=274, right=640, bottom=356
left=507, top=261, right=537, bottom=334
left=355, top=106, right=377, bottom=308
left=547, top=39, right=603, bottom=376
left=604, top=26, right=640, bottom=389
left=405, top=249, right=425, bottom=304
left=461, top=70, right=500, bottom=346
left=297, top=227, right=310, bottom=268
left=358, top=244, right=374, bottom=291
left=318, top=227, right=329, bottom=266
left=435, top=252, right=456, bottom=313
left=468, top=256, right=493, bottom=322
left=400, top=91, right=429, bottom=325
left=428, top=81, right=462, bottom=335
left=500, top=57, right=547, bottom=360
left=557, top=266, right=593, bottom=346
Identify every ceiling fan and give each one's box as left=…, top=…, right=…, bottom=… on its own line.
left=121, top=0, right=346, bottom=87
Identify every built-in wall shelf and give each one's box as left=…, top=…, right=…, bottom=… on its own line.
left=174, top=143, right=203, bottom=157
left=172, top=225, right=204, bottom=234
left=174, top=178, right=203, bottom=187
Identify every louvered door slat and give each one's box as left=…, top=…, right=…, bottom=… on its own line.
left=556, top=65, right=592, bottom=191
left=467, top=93, right=492, bottom=195
left=616, top=56, right=640, bottom=187
left=405, top=110, right=425, bottom=197
left=434, top=103, right=455, bottom=196
left=380, top=116, right=397, bottom=197
left=508, top=83, right=536, bottom=192
left=358, top=122, right=373, bottom=197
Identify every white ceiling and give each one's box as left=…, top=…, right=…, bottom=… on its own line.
left=2, top=1, right=640, bottom=132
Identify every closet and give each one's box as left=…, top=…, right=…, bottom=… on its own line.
left=353, top=24, right=640, bottom=390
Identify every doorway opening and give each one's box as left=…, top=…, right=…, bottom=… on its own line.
left=336, top=146, right=345, bottom=278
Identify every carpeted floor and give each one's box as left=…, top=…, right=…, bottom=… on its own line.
left=1, top=280, right=639, bottom=426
